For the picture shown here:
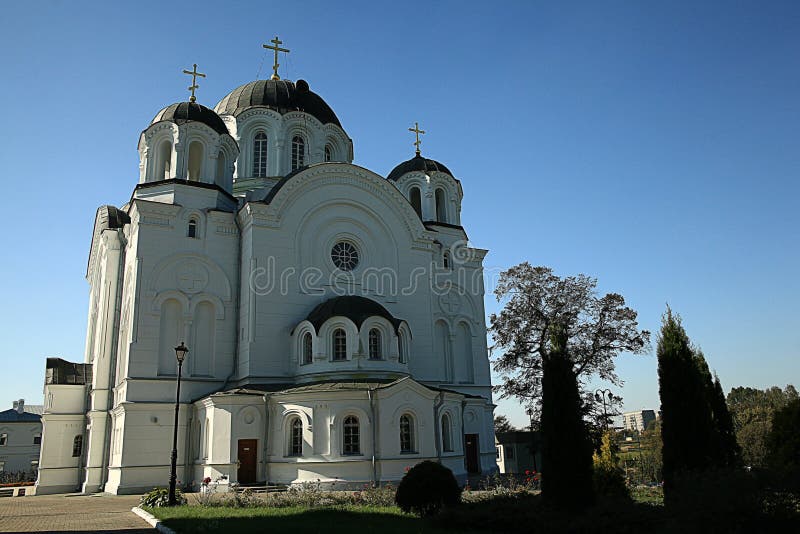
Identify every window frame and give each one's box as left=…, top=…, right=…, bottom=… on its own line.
left=253, top=131, right=269, bottom=178
left=332, top=328, right=348, bottom=361
left=368, top=328, right=382, bottom=360
left=72, top=435, right=83, bottom=458
left=288, top=417, right=303, bottom=457
left=188, top=218, right=198, bottom=238
left=33, top=433, right=42, bottom=445
left=301, top=332, right=313, bottom=365
left=342, top=415, right=361, bottom=455
left=400, top=414, right=416, bottom=453
left=441, top=414, right=453, bottom=452
left=291, top=135, right=306, bottom=171
left=0, top=433, right=7, bottom=446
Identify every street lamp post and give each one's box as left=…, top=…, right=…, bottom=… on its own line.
left=594, top=388, right=614, bottom=431
left=526, top=406, right=538, bottom=472
left=168, top=342, right=189, bottom=506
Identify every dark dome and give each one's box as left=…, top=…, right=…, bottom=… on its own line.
left=151, top=102, right=229, bottom=135
left=305, top=296, right=404, bottom=333
left=387, top=155, right=454, bottom=181
left=214, top=79, right=342, bottom=127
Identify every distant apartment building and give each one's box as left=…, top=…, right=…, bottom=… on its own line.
left=622, top=410, right=656, bottom=432
left=0, top=399, right=43, bottom=475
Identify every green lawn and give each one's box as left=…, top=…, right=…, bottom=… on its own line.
left=149, top=505, right=463, bottom=534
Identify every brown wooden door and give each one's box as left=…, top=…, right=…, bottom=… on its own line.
left=465, top=433, right=480, bottom=474
left=237, top=439, right=258, bottom=485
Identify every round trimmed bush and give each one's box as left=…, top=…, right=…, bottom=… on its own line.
left=395, top=461, right=461, bottom=517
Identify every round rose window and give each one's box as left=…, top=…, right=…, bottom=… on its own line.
left=331, top=241, right=359, bottom=271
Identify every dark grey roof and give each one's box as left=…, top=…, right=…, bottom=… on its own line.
left=152, top=102, right=229, bottom=135
left=305, top=295, right=404, bottom=333
left=387, top=155, right=455, bottom=181
left=0, top=409, right=41, bottom=423
left=214, top=79, right=342, bottom=127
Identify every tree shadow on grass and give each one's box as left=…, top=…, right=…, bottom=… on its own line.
left=161, top=508, right=453, bottom=534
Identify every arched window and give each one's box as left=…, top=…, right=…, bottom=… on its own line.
left=203, top=418, right=210, bottom=459
left=33, top=433, right=42, bottom=445
left=288, top=417, right=303, bottom=456
left=400, top=414, right=415, bottom=453
left=188, top=219, right=198, bottom=238
left=253, top=132, right=268, bottom=177
left=409, top=187, right=422, bottom=218
left=332, top=328, right=347, bottom=361
left=443, top=251, right=451, bottom=270
left=72, top=435, right=83, bottom=457
left=342, top=415, right=360, bottom=455
left=324, top=144, right=333, bottom=162
left=188, top=141, right=204, bottom=181
left=441, top=414, right=453, bottom=452
left=291, top=135, right=305, bottom=170
left=368, top=328, right=382, bottom=360
left=398, top=333, right=407, bottom=364
left=157, top=140, right=172, bottom=180
left=302, top=332, right=313, bottom=365
left=215, top=153, right=227, bottom=186
left=435, top=188, right=447, bottom=223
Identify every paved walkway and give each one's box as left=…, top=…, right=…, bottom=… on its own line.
left=0, top=493, right=154, bottom=533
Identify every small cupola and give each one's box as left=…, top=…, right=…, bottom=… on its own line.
left=136, top=64, right=239, bottom=192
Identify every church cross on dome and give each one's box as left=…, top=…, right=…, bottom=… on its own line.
left=408, top=122, right=426, bottom=156
left=263, top=36, right=290, bottom=80
left=182, top=63, right=206, bottom=103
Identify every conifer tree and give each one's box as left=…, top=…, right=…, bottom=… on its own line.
left=541, top=324, right=595, bottom=509
left=709, top=374, right=741, bottom=468
left=657, top=308, right=714, bottom=502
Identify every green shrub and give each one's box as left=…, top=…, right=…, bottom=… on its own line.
left=593, top=431, right=630, bottom=499
left=395, top=461, right=461, bottom=517
left=140, top=487, right=187, bottom=507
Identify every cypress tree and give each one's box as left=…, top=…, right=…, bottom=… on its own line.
left=541, top=324, right=595, bottom=509
left=657, top=308, right=714, bottom=502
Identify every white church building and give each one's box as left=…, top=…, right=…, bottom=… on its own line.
left=36, top=51, right=497, bottom=495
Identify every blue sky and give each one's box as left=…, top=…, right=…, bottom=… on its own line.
left=0, top=1, right=797, bottom=428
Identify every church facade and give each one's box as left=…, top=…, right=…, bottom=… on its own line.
left=36, top=59, right=497, bottom=495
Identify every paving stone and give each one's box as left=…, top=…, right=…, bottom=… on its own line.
left=0, top=493, right=154, bottom=533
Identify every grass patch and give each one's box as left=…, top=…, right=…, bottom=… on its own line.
left=148, top=504, right=464, bottom=534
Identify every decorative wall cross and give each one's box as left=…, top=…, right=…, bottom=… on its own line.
left=263, top=36, right=290, bottom=80
left=182, top=64, right=206, bottom=103
left=408, top=122, right=426, bottom=156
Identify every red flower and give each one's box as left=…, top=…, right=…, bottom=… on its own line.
left=525, top=470, right=531, bottom=475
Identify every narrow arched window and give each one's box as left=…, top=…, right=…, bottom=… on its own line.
left=443, top=252, right=451, bottom=270
left=368, top=328, right=382, bottom=360
left=400, top=414, right=415, bottom=453
left=409, top=187, right=422, bottom=218
left=289, top=417, right=303, bottom=456
left=188, top=141, right=203, bottom=181
left=324, top=144, right=333, bottom=162
left=441, top=414, right=453, bottom=452
left=216, top=154, right=227, bottom=186
left=253, top=132, right=268, bottom=177
left=302, top=332, right=313, bottom=365
left=291, top=135, right=305, bottom=170
left=398, top=333, right=407, bottom=364
left=72, top=435, right=83, bottom=457
left=343, top=415, right=360, bottom=455
left=435, top=188, right=447, bottom=223
left=188, top=219, right=198, bottom=238
left=332, top=328, right=347, bottom=361
left=157, top=140, right=172, bottom=180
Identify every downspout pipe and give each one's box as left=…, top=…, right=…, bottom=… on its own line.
left=263, top=393, right=270, bottom=484
left=433, top=392, right=444, bottom=462
left=368, top=387, right=378, bottom=486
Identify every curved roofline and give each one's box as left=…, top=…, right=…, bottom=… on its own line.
left=387, top=154, right=457, bottom=182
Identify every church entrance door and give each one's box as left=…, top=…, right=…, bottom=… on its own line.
left=237, top=439, right=258, bottom=485
left=465, top=434, right=480, bottom=474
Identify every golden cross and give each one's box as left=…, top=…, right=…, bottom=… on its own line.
left=182, top=64, right=206, bottom=103
left=408, top=122, right=426, bottom=156
left=263, top=36, right=290, bottom=80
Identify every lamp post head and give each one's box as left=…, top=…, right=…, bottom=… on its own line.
left=174, top=342, right=189, bottom=363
